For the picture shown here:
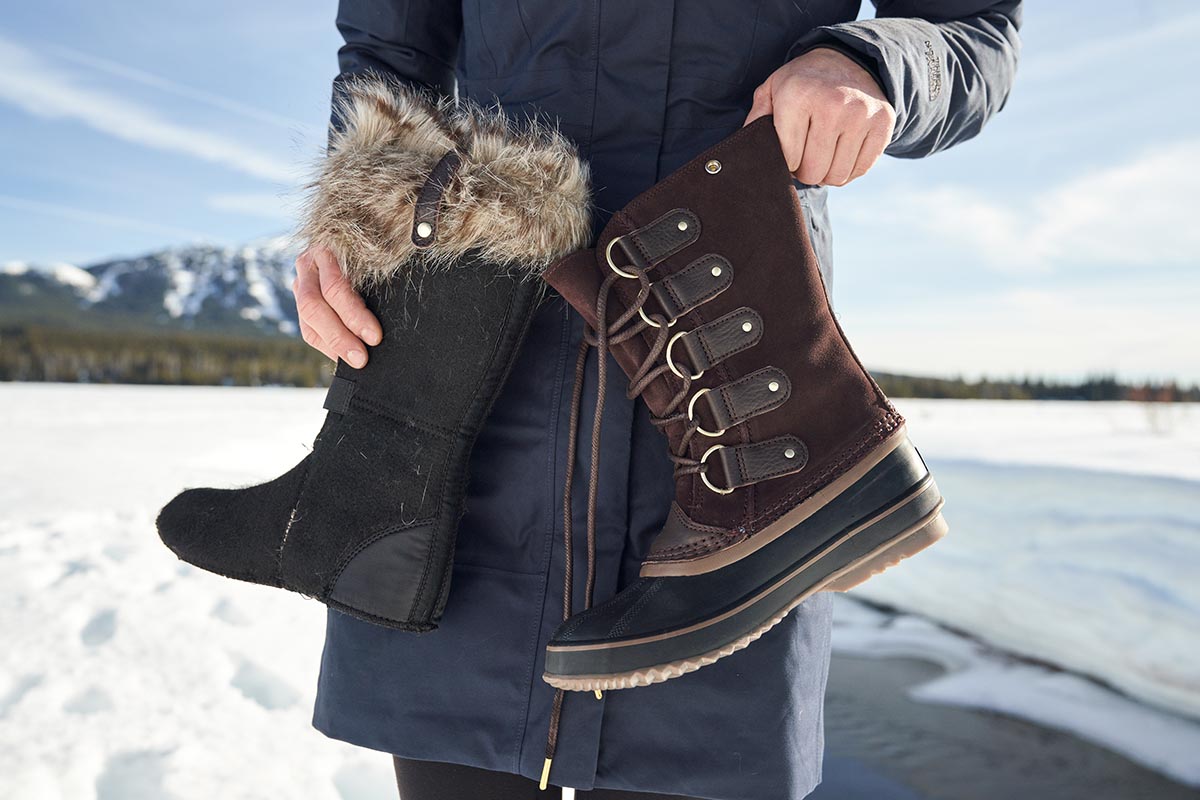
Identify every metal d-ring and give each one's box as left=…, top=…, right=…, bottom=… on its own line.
left=605, top=235, right=639, bottom=279
left=666, top=330, right=704, bottom=380
left=687, top=388, right=726, bottom=437
left=700, top=444, right=734, bottom=495
left=638, top=303, right=677, bottom=329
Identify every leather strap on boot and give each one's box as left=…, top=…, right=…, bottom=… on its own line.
left=687, top=367, right=791, bottom=436
left=701, top=436, right=809, bottom=495
left=641, top=253, right=733, bottom=328
left=607, top=208, right=701, bottom=274
left=665, top=307, right=763, bottom=380
left=411, top=150, right=464, bottom=248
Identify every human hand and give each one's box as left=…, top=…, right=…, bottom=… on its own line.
left=292, top=244, right=382, bottom=367
left=745, top=47, right=896, bottom=187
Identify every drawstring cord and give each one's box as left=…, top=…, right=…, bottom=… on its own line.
left=541, top=337, right=590, bottom=790
left=540, top=261, right=712, bottom=789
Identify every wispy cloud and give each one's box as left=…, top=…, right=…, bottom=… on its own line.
left=44, top=42, right=315, bottom=132
left=846, top=140, right=1200, bottom=272
left=1020, top=13, right=1200, bottom=80
left=207, top=191, right=299, bottom=221
left=842, top=281, right=1200, bottom=382
left=0, top=35, right=298, bottom=183
left=0, top=194, right=210, bottom=240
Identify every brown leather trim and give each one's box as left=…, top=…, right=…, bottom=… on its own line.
left=641, top=425, right=909, bottom=577
left=615, top=208, right=701, bottom=269
left=710, top=435, right=807, bottom=490
left=674, top=307, right=762, bottom=375
left=411, top=150, right=462, bottom=249
left=702, top=367, right=791, bottom=431
left=549, top=478, right=940, bottom=652
left=647, top=253, right=733, bottom=322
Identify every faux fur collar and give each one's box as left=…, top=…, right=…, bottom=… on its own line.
left=300, top=76, right=592, bottom=288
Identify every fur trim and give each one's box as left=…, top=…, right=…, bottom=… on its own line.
left=300, top=77, right=592, bottom=288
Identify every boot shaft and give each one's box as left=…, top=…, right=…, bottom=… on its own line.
left=546, top=118, right=901, bottom=536
left=329, top=266, right=543, bottom=439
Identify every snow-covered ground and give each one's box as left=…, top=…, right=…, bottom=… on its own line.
left=1, top=385, right=1197, bottom=797
left=0, top=385, right=393, bottom=800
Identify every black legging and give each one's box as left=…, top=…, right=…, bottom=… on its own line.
left=394, top=758, right=703, bottom=800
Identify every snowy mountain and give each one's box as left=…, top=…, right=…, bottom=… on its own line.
left=0, top=237, right=300, bottom=336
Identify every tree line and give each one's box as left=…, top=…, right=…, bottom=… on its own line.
left=1, top=324, right=1196, bottom=401
left=0, top=325, right=329, bottom=387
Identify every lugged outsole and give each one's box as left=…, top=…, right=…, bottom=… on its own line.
left=542, top=506, right=947, bottom=692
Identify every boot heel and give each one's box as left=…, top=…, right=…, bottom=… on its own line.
left=822, top=507, right=948, bottom=593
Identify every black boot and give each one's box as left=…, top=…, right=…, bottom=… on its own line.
left=157, top=78, right=590, bottom=631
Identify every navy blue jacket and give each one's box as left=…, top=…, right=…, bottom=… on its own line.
left=312, top=3, right=1021, bottom=798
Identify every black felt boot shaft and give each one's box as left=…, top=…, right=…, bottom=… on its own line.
left=157, top=76, right=590, bottom=631
left=157, top=269, right=541, bottom=630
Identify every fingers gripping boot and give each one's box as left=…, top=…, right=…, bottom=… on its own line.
left=157, top=78, right=590, bottom=631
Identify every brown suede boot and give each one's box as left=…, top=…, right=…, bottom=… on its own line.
left=541, top=117, right=947, bottom=691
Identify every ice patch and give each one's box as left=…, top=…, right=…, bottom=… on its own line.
left=834, top=596, right=1200, bottom=787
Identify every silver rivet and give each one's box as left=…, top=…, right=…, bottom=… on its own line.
left=677, top=219, right=689, bottom=231
left=784, top=448, right=796, bottom=459
left=768, top=380, right=780, bottom=392
left=416, top=221, right=433, bottom=238
left=705, top=159, right=722, bottom=174
left=711, top=266, right=722, bottom=277
left=741, top=321, right=753, bottom=332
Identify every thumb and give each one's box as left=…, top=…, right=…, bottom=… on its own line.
left=744, top=81, right=774, bottom=127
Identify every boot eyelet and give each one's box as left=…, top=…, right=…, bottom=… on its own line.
left=605, top=235, right=639, bottom=279
left=666, top=331, right=704, bottom=380
left=700, top=444, right=735, bottom=495
left=704, top=159, right=722, bottom=175
left=687, top=388, right=726, bottom=437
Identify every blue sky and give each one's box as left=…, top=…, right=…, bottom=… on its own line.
left=1, top=1, right=1197, bottom=382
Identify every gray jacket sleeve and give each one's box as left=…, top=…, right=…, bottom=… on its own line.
left=789, top=0, right=1022, bottom=158
left=331, top=0, right=462, bottom=130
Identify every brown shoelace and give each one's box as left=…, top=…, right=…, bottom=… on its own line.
left=541, top=262, right=713, bottom=788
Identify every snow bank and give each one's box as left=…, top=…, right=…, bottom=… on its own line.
left=0, top=383, right=396, bottom=800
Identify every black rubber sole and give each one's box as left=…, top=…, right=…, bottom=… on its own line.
left=544, top=434, right=946, bottom=690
